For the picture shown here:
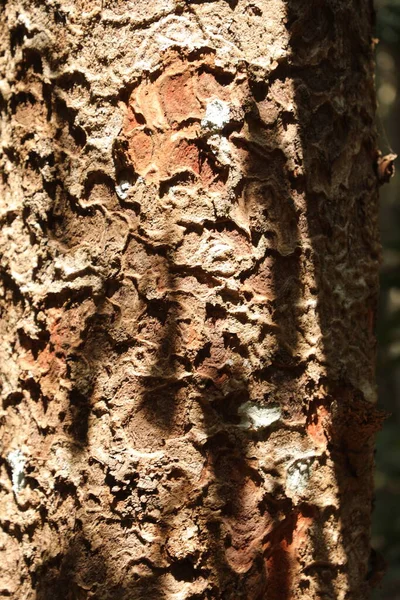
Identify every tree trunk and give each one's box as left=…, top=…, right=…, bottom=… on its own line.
left=0, top=1, right=383, bottom=598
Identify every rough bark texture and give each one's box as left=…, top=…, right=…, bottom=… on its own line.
left=0, top=1, right=383, bottom=599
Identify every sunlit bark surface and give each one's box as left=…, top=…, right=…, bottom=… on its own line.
left=0, top=1, right=383, bottom=598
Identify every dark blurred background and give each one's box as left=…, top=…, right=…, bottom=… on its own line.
left=373, top=1, right=400, bottom=598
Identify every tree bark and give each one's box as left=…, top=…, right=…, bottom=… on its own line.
left=0, top=1, right=383, bottom=599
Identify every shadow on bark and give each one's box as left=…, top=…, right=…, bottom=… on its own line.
left=281, top=1, right=384, bottom=598
left=30, top=7, right=383, bottom=598
left=33, top=74, right=296, bottom=598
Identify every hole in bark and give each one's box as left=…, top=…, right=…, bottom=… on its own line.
left=57, top=70, right=90, bottom=91
left=3, top=391, right=24, bottom=409
left=53, top=479, right=77, bottom=500
left=212, top=390, right=248, bottom=424
left=68, top=389, right=90, bottom=444
left=206, top=302, right=227, bottom=321
left=167, top=467, right=186, bottom=480
left=214, top=70, right=236, bottom=87
left=70, top=124, right=87, bottom=147
left=147, top=299, right=170, bottom=325
left=17, top=328, right=47, bottom=359
left=113, top=140, right=137, bottom=186
left=178, top=221, right=204, bottom=235
left=22, top=377, right=41, bottom=402
left=42, top=82, right=52, bottom=120
left=194, top=342, right=212, bottom=367
left=281, top=110, right=296, bottom=130
left=104, top=277, right=122, bottom=298
left=174, top=354, right=193, bottom=373
left=21, top=48, right=43, bottom=74
left=53, top=96, right=76, bottom=123
left=53, top=97, right=87, bottom=147
left=83, top=171, right=115, bottom=197
left=170, top=558, right=196, bottom=582
left=223, top=332, right=249, bottom=358
left=174, top=116, right=202, bottom=130
left=10, top=24, right=29, bottom=54
left=26, top=475, right=39, bottom=491
left=197, top=64, right=235, bottom=87
left=105, top=472, right=134, bottom=502
left=249, top=79, right=268, bottom=102
left=159, top=171, right=196, bottom=197
left=250, top=229, right=263, bottom=247
left=0, top=267, right=25, bottom=306
left=3, top=148, right=20, bottom=169
left=202, top=218, right=245, bottom=236
left=27, top=150, right=55, bottom=171
left=246, top=4, right=262, bottom=16
left=54, top=9, right=67, bottom=24
left=193, top=138, right=230, bottom=181
left=88, top=493, right=101, bottom=505
left=10, top=91, right=36, bottom=114
left=261, top=351, right=304, bottom=375
left=218, top=287, right=241, bottom=305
